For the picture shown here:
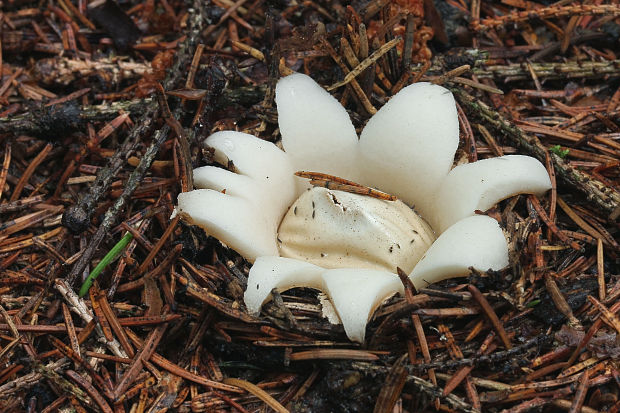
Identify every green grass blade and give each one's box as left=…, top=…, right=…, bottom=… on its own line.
left=79, top=232, right=134, bottom=297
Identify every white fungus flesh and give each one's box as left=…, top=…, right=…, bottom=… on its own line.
left=432, top=155, right=552, bottom=232
left=193, top=166, right=258, bottom=199
left=276, top=74, right=361, bottom=186
left=409, top=215, right=509, bottom=290
left=203, top=131, right=296, bottom=212
left=321, top=269, right=404, bottom=343
left=358, top=82, right=459, bottom=219
left=177, top=131, right=296, bottom=262
left=244, top=257, right=403, bottom=343
left=177, top=190, right=278, bottom=259
left=244, top=256, right=324, bottom=315
left=277, top=187, right=436, bottom=273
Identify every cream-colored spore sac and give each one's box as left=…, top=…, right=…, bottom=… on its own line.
left=277, top=187, right=436, bottom=273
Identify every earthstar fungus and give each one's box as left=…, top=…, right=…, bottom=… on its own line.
left=177, top=73, right=552, bottom=342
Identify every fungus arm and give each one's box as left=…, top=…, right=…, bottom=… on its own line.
left=177, top=131, right=297, bottom=262
left=409, top=215, right=509, bottom=290
left=276, top=73, right=361, bottom=187
left=432, top=155, right=552, bottom=232
left=244, top=256, right=404, bottom=343
left=359, top=82, right=459, bottom=218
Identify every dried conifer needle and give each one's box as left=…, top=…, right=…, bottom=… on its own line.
left=295, top=171, right=397, bottom=201
left=295, top=171, right=361, bottom=186
left=79, top=232, right=134, bottom=297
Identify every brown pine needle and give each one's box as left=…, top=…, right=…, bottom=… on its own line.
left=223, top=378, right=289, bottom=413
left=295, top=171, right=397, bottom=201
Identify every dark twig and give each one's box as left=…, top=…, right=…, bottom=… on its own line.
left=351, top=361, right=480, bottom=413
left=0, top=99, right=151, bottom=136
left=406, top=335, right=550, bottom=371
left=61, top=114, right=156, bottom=234
left=0, top=84, right=262, bottom=137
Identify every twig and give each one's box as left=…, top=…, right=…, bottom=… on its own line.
left=404, top=335, right=550, bottom=371
left=54, top=279, right=126, bottom=358
left=0, top=83, right=265, bottom=135
left=65, top=125, right=170, bottom=285
left=351, top=362, right=480, bottom=413
left=61, top=112, right=156, bottom=234
left=472, top=60, right=620, bottom=81
left=472, top=4, right=620, bottom=32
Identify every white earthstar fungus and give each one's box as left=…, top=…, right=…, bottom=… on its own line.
left=177, top=73, right=552, bottom=343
